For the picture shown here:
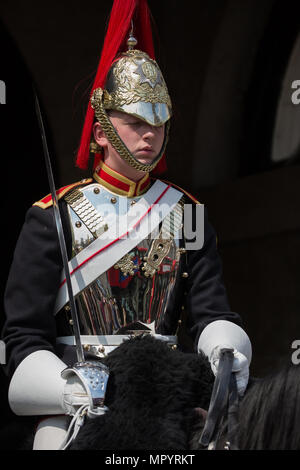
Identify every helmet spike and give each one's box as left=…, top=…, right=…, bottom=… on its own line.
left=127, top=19, right=138, bottom=50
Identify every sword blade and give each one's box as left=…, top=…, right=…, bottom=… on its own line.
left=35, top=94, right=85, bottom=363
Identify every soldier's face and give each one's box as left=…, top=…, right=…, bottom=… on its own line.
left=94, top=111, right=165, bottom=165
left=110, top=111, right=165, bottom=163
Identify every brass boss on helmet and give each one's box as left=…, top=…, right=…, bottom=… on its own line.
left=90, top=40, right=172, bottom=173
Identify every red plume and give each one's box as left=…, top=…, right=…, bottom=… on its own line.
left=151, top=155, right=167, bottom=175
left=76, top=0, right=167, bottom=175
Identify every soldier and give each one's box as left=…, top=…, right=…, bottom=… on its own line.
left=2, top=0, right=251, bottom=450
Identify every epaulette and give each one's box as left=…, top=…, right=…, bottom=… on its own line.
left=33, top=178, right=93, bottom=209
left=157, top=178, right=202, bottom=205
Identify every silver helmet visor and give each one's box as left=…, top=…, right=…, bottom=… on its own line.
left=117, top=101, right=171, bottom=126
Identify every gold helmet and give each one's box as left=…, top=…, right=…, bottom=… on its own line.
left=77, top=0, right=171, bottom=174
left=101, top=48, right=171, bottom=126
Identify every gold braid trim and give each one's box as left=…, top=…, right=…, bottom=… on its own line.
left=91, top=88, right=170, bottom=172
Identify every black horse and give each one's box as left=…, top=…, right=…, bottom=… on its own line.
left=231, top=361, right=300, bottom=450
left=189, top=357, right=300, bottom=450
left=1, top=335, right=299, bottom=450
left=70, top=336, right=300, bottom=451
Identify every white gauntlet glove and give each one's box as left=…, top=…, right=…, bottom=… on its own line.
left=8, top=350, right=109, bottom=416
left=198, top=320, right=252, bottom=397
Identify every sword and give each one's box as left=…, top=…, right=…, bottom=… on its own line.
left=35, top=94, right=85, bottom=364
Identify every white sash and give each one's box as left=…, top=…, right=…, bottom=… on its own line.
left=54, top=180, right=182, bottom=314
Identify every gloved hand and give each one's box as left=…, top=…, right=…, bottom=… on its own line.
left=209, top=344, right=249, bottom=396
left=198, top=320, right=252, bottom=398
left=8, top=350, right=108, bottom=417
left=62, top=374, right=90, bottom=416
left=61, top=361, right=110, bottom=417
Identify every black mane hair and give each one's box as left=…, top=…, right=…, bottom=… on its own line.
left=236, top=361, right=300, bottom=450
left=69, top=334, right=214, bottom=450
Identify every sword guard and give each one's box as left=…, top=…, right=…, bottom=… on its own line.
left=61, top=361, right=110, bottom=410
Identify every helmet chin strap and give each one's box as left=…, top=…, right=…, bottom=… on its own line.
left=91, top=87, right=170, bottom=173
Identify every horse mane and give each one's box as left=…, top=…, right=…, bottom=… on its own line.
left=237, top=361, right=300, bottom=450
left=69, top=335, right=214, bottom=450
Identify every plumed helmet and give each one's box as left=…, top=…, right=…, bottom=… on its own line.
left=76, top=0, right=171, bottom=174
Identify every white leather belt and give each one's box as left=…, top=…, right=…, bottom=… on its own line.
left=56, top=334, right=177, bottom=347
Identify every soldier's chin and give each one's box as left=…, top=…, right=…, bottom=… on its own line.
left=136, top=158, right=154, bottom=165
left=134, top=152, right=157, bottom=165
